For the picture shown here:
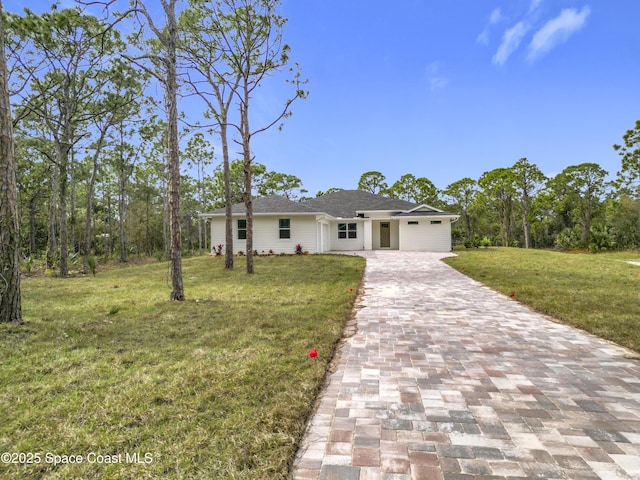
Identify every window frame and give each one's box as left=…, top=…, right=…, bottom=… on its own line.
left=237, top=219, right=247, bottom=239
left=338, top=222, right=357, bottom=239
left=279, top=218, right=291, bottom=239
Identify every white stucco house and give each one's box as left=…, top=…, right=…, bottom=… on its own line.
left=200, top=190, right=459, bottom=254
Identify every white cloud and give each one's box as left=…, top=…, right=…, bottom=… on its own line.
left=489, top=7, right=503, bottom=24
left=529, top=0, right=543, bottom=14
left=476, top=29, right=490, bottom=46
left=527, top=6, right=591, bottom=62
left=425, top=62, right=448, bottom=91
left=492, top=21, right=530, bottom=66
left=476, top=8, right=503, bottom=46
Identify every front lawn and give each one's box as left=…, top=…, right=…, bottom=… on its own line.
left=0, top=254, right=364, bottom=479
left=444, top=248, right=640, bottom=354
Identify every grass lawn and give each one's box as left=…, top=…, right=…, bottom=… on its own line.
left=444, top=247, right=640, bottom=354
left=0, top=254, right=365, bottom=480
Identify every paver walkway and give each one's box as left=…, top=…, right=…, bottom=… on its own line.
left=291, top=251, right=640, bottom=480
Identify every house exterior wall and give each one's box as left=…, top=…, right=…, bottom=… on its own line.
left=206, top=214, right=454, bottom=254
left=398, top=218, right=452, bottom=252
left=210, top=215, right=318, bottom=254
left=329, top=220, right=365, bottom=251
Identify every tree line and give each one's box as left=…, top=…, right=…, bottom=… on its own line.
left=353, top=142, right=640, bottom=251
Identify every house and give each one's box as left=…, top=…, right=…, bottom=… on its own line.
left=200, top=189, right=460, bottom=254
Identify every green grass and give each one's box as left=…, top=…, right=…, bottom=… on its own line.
left=0, top=254, right=365, bottom=479
left=444, top=247, right=640, bottom=354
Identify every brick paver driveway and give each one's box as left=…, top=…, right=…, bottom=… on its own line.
left=292, top=251, right=640, bottom=480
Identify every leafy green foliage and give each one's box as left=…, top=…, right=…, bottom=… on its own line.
left=357, top=171, right=388, bottom=194
left=614, top=119, right=640, bottom=196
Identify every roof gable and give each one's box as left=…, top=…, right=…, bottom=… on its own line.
left=407, top=204, right=444, bottom=213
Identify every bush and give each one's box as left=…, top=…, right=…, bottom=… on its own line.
left=589, top=224, right=614, bottom=253
left=86, top=256, right=98, bottom=276
left=21, top=255, right=35, bottom=274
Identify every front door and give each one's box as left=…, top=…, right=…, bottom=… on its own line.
left=380, top=222, right=390, bottom=248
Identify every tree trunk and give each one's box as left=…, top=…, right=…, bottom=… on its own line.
left=464, top=212, right=472, bottom=241
left=46, top=169, right=58, bottom=268
left=241, top=98, right=254, bottom=274
left=84, top=149, right=99, bottom=269
left=222, top=122, right=233, bottom=269
left=145, top=189, right=151, bottom=256
left=0, top=3, right=22, bottom=323
left=165, top=8, right=184, bottom=300
left=57, top=142, right=69, bottom=277
left=28, top=195, right=37, bottom=255
left=118, top=178, right=127, bottom=262
left=522, top=191, right=531, bottom=249
left=243, top=161, right=254, bottom=274
left=106, top=189, right=113, bottom=257
left=69, top=149, right=76, bottom=254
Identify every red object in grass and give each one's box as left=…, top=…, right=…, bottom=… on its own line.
left=309, top=349, right=318, bottom=358
left=511, top=292, right=515, bottom=297
left=350, top=288, right=353, bottom=292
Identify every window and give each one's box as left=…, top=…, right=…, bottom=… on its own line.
left=279, top=219, right=291, bottom=239
left=408, top=221, right=419, bottom=225
left=338, top=223, right=357, bottom=239
left=237, top=219, right=247, bottom=239
left=430, top=220, right=442, bottom=225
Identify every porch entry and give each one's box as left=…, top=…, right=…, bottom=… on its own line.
left=380, top=222, right=390, bottom=248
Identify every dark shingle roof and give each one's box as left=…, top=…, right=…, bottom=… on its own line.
left=301, top=190, right=417, bottom=218
left=209, top=194, right=320, bottom=215
left=204, top=190, right=457, bottom=219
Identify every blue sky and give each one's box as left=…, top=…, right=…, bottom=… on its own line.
left=5, top=1, right=640, bottom=197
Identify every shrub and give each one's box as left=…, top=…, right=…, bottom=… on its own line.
left=86, top=256, right=98, bottom=276
left=21, top=255, right=35, bottom=274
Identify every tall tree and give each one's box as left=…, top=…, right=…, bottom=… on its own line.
left=478, top=167, right=516, bottom=247
left=205, top=0, right=307, bottom=274
left=180, top=2, right=241, bottom=269
left=6, top=7, right=126, bottom=276
left=388, top=173, right=439, bottom=205
left=358, top=171, right=388, bottom=194
left=555, top=163, right=608, bottom=247
left=613, top=119, right=640, bottom=197
left=210, top=159, right=266, bottom=207
left=511, top=157, right=545, bottom=248
left=183, top=133, right=214, bottom=253
left=84, top=61, right=146, bottom=267
left=0, top=0, right=22, bottom=323
left=123, top=0, right=184, bottom=299
left=444, top=177, right=478, bottom=242
left=257, top=171, right=305, bottom=200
